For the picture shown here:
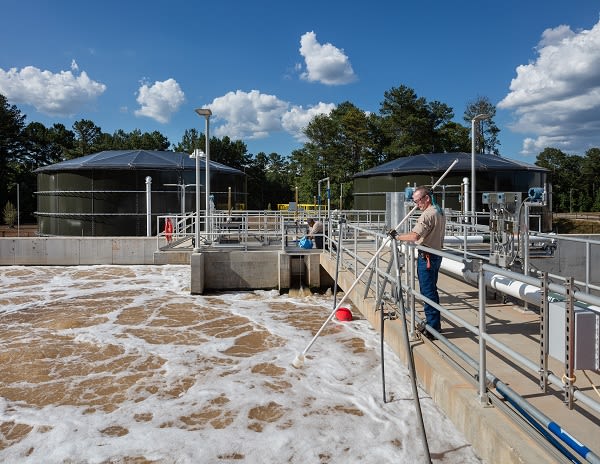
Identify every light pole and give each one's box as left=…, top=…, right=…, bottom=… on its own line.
left=194, top=108, right=212, bottom=252
left=471, top=113, right=490, bottom=221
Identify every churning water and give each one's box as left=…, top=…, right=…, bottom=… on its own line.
left=0, top=265, right=480, bottom=463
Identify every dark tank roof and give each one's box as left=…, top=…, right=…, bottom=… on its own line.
left=35, top=149, right=243, bottom=175
left=353, top=152, right=547, bottom=178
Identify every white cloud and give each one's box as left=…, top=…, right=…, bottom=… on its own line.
left=205, top=89, right=336, bottom=143
left=134, top=78, right=185, bottom=123
left=0, top=64, right=106, bottom=116
left=282, top=102, right=337, bottom=141
left=298, top=31, right=356, bottom=85
left=498, top=20, right=600, bottom=155
left=209, top=90, right=288, bottom=139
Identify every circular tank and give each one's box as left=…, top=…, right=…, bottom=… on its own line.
left=35, top=150, right=246, bottom=236
left=353, top=152, right=549, bottom=211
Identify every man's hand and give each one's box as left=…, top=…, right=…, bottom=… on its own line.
left=387, top=228, right=398, bottom=239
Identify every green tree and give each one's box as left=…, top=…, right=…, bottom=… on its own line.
left=435, top=121, right=471, bottom=153
left=464, top=96, right=501, bottom=155
left=0, top=94, right=26, bottom=216
left=19, top=122, right=76, bottom=221
left=209, top=136, right=250, bottom=171
left=23, top=122, right=75, bottom=168
left=245, top=152, right=269, bottom=209
left=244, top=152, right=292, bottom=209
left=535, top=148, right=583, bottom=212
left=581, top=148, right=600, bottom=211
left=297, top=102, right=382, bottom=208
left=141, top=130, right=170, bottom=150
left=173, top=128, right=202, bottom=153
left=379, top=85, right=435, bottom=157
left=72, top=119, right=102, bottom=158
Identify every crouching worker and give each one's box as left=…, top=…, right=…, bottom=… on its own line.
left=388, top=186, right=445, bottom=339
left=307, top=218, right=324, bottom=249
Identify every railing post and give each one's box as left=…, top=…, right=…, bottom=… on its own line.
left=564, top=276, right=575, bottom=409
left=540, top=271, right=549, bottom=393
left=409, top=244, right=416, bottom=335
left=478, top=259, right=489, bottom=405
left=353, top=229, right=358, bottom=278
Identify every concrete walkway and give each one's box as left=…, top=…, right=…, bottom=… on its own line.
left=320, top=252, right=600, bottom=464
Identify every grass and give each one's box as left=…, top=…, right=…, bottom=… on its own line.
left=553, top=218, right=600, bottom=234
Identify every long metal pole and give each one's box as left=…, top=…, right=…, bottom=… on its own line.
left=145, top=176, right=152, bottom=237
left=194, top=148, right=201, bottom=252
left=471, top=118, right=476, bottom=222
left=292, top=159, right=458, bottom=367
left=205, top=115, right=211, bottom=241
left=393, top=237, right=431, bottom=463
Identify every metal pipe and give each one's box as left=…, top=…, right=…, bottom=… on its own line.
left=194, top=108, right=212, bottom=251
left=393, top=239, right=431, bottom=463
left=145, top=176, right=152, bottom=237
left=478, top=259, right=488, bottom=404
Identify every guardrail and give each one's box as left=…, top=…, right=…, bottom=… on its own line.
left=327, top=218, right=600, bottom=463
left=154, top=208, right=599, bottom=460
left=155, top=210, right=387, bottom=251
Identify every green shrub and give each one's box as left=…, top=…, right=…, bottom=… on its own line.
left=3, top=201, right=17, bottom=227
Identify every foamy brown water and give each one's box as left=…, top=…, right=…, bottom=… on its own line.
left=0, top=265, right=480, bottom=463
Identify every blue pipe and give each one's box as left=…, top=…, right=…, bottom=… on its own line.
left=496, top=382, right=597, bottom=463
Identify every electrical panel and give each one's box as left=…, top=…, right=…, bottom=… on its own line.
left=548, top=301, right=600, bottom=371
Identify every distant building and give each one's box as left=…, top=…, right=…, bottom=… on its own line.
left=35, top=150, right=246, bottom=236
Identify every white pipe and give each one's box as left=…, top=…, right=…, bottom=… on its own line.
left=145, top=176, right=152, bottom=237
left=444, top=235, right=483, bottom=244
left=463, top=177, right=469, bottom=218
left=440, top=257, right=540, bottom=305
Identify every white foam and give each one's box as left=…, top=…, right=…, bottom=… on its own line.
left=0, top=265, right=481, bottom=463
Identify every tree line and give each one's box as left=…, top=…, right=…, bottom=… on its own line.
left=1, top=86, right=599, bottom=224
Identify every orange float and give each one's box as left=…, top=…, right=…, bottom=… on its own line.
left=164, top=217, right=173, bottom=242
left=335, top=307, right=352, bottom=321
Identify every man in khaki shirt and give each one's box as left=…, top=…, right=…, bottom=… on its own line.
left=389, top=186, right=445, bottom=339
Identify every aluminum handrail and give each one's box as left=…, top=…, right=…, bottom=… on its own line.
left=334, top=221, right=599, bottom=463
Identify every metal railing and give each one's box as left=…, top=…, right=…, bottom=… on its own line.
left=154, top=208, right=599, bottom=461
left=155, top=210, right=387, bottom=251
left=327, top=216, right=600, bottom=463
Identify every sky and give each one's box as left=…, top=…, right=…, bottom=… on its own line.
left=1, top=1, right=600, bottom=163
left=0, top=265, right=482, bottom=463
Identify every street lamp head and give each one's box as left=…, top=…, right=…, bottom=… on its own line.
left=195, top=108, right=212, bottom=117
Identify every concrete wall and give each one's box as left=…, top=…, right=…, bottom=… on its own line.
left=531, top=234, right=600, bottom=286
left=190, top=251, right=323, bottom=294
left=0, top=237, right=158, bottom=265
left=195, top=250, right=280, bottom=292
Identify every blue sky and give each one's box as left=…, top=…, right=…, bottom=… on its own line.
left=1, top=1, right=599, bottom=162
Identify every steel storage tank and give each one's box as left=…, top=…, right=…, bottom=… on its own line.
left=353, top=152, right=551, bottom=231
left=35, top=150, right=246, bottom=236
